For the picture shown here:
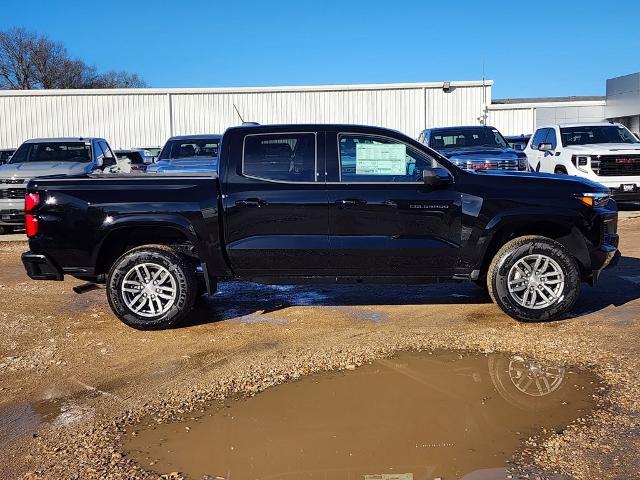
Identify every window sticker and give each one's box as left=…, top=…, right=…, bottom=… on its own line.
left=355, top=143, right=407, bottom=175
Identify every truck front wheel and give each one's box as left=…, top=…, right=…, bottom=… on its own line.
left=487, top=236, right=581, bottom=322
left=107, top=245, right=198, bottom=329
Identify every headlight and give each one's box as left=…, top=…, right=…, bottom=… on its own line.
left=571, top=155, right=595, bottom=174
left=575, top=192, right=610, bottom=207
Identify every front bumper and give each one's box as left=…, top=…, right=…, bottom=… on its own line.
left=609, top=186, right=640, bottom=202
left=22, top=251, right=63, bottom=281
left=0, top=198, right=25, bottom=226
left=587, top=213, right=620, bottom=285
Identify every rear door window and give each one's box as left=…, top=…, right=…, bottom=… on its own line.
left=243, top=133, right=317, bottom=182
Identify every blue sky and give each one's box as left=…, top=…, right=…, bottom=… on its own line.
left=2, top=0, right=639, bottom=98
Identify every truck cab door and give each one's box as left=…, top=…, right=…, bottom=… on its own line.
left=221, top=130, right=329, bottom=276
left=325, top=131, right=463, bottom=278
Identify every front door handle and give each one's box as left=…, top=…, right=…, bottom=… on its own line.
left=236, top=198, right=267, bottom=207
left=335, top=198, right=367, bottom=206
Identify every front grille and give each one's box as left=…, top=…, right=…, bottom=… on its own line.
left=0, top=188, right=25, bottom=199
left=497, top=159, right=520, bottom=171
left=595, top=155, right=640, bottom=177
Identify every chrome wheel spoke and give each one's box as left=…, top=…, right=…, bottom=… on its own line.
left=507, top=254, right=565, bottom=310
left=121, top=262, right=177, bottom=318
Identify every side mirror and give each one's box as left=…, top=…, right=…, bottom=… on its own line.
left=95, top=156, right=104, bottom=168
left=538, top=143, right=553, bottom=152
left=423, top=168, right=453, bottom=188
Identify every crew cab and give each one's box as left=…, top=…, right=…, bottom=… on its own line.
left=418, top=126, right=528, bottom=171
left=21, top=124, right=619, bottom=329
left=525, top=122, right=640, bottom=202
left=0, top=137, right=120, bottom=234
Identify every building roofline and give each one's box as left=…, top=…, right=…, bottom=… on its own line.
left=492, top=95, right=605, bottom=104
left=0, top=80, right=493, bottom=97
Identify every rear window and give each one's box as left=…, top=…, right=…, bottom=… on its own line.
left=243, top=133, right=316, bottom=182
left=159, top=138, right=220, bottom=160
left=9, top=142, right=92, bottom=163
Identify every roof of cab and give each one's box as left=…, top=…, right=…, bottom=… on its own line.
left=23, top=137, right=104, bottom=143
left=168, top=134, right=222, bottom=141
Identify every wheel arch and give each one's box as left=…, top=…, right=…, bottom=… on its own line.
left=94, top=217, right=199, bottom=277
left=477, top=216, right=591, bottom=280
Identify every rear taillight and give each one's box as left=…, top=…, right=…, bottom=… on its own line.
left=25, top=214, right=39, bottom=237
left=25, top=192, right=40, bottom=212
left=25, top=192, right=41, bottom=237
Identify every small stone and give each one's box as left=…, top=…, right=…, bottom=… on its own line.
left=345, top=364, right=356, bottom=371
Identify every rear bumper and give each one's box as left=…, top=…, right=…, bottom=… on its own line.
left=21, top=251, right=63, bottom=280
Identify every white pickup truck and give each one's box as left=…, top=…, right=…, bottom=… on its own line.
left=525, top=122, right=640, bottom=203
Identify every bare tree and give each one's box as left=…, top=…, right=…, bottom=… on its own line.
left=0, top=27, right=146, bottom=89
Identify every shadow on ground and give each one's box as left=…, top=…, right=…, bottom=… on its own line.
left=181, top=255, right=640, bottom=328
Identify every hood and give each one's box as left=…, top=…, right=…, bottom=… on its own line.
left=474, top=169, right=607, bottom=193
left=439, top=146, right=521, bottom=161
left=0, top=161, right=90, bottom=179
left=564, top=143, right=640, bottom=154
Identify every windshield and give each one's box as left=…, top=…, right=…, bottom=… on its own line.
left=560, top=125, right=639, bottom=146
left=430, top=128, right=508, bottom=150
left=9, top=142, right=92, bottom=163
left=159, top=139, right=220, bottom=160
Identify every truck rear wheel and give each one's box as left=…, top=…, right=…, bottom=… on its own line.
left=487, top=236, right=580, bottom=322
left=107, top=245, right=197, bottom=329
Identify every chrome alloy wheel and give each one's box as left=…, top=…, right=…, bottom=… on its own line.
left=508, top=355, right=566, bottom=397
left=121, top=263, right=177, bottom=318
left=507, top=254, right=565, bottom=310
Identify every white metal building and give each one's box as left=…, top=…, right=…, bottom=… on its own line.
left=606, top=72, right=640, bottom=134
left=0, top=80, right=493, bottom=149
left=487, top=97, right=607, bottom=136
left=1, top=73, right=637, bottom=149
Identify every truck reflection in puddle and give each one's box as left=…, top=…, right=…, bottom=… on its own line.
left=126, top=351, right=597, bottom=480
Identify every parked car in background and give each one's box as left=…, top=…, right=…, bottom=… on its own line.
left=0, top=137, right=119, bottom=234
left=147, top=135, right=221, bottom=174
left=136, top=146, right=161, bottom=163
left=115, top=149, right=149, bottom=173
left=505, top=135, right=531, bottom=151
left=0, top=148, right=15, bottom=165
left=525, top=122, right=640, bottom=203
left=419, top=126, right=528, bottom=171
left=22, top=123, right=618, bottom=329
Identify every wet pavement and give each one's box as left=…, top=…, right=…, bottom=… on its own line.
left=126, top=351, right=597, bottom=480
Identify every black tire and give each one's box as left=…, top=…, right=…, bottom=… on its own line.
left=487, top=236, right=581, bottom=322
left=554, top=167, right=567, bottom=174
left=107, top=245, right=198, bottom=329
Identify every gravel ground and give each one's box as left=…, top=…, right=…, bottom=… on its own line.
left=0, top=216, right=639, bottom=480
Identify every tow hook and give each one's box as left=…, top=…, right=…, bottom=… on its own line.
left=73, top=282, right=105, bottom=294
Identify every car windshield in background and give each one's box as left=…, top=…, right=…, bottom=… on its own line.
left=159, top=139, right=220, bottom=160
left=430, top=128, right=508, bottom=149
left=9, top=142, right=92, bottom=163
left=560, top=125, right=640, bottom=146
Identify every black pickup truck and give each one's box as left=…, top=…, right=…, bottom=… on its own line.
left=22, top=124, right=620, bottom=329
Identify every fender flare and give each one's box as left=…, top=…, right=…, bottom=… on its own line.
left=91, top=214, right=200, bottom=266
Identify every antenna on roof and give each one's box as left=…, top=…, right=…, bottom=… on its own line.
left=233, top=104, right=245, bottom=124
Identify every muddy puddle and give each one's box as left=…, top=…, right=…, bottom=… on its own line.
left=126, top=351, right=598, bottom=480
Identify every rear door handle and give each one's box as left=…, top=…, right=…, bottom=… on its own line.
left=236, top=198, right=267, bottom=207
left=335, top=198, right=367, bottom=206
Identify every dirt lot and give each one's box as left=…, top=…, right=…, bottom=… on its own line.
left=1, top=213, right=639, bottom=480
